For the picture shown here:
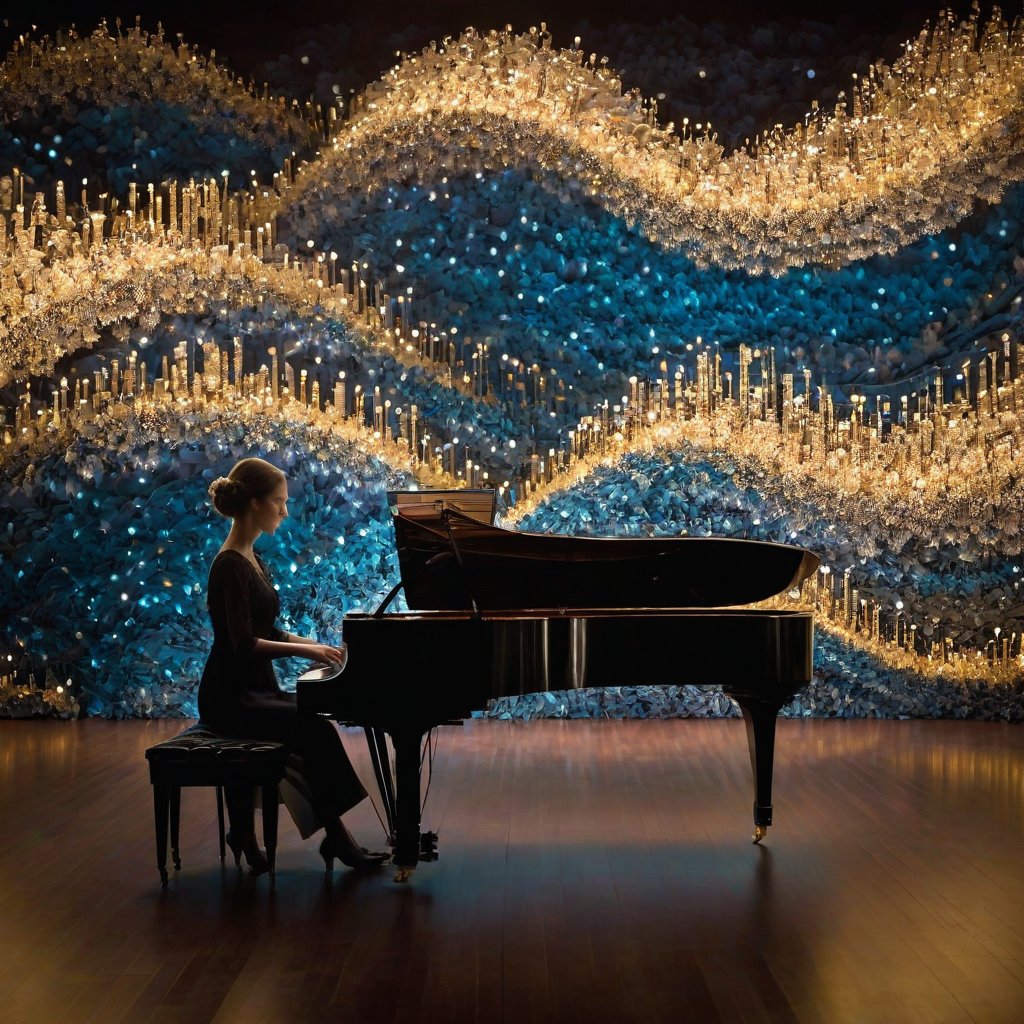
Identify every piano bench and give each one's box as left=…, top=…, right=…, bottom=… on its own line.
left=144, top=724, right=288, bottom=887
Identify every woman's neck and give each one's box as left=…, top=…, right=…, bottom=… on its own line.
left=223, top=520, right=260, bottom=553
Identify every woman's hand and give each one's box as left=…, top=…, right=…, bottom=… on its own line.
left=306, top=642, right=348, bottom=665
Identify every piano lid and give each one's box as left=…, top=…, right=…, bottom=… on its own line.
left=388, top=490, right=821, bottom=612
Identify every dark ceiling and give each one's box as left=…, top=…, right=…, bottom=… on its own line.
left=2, top=1, right=982, bottom=69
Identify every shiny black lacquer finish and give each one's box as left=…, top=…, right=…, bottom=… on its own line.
left=298, top=495, right=820, bottom=872
left=298, top=609, right=815, bottom=869
left=394, top=510, right=820, bottom=612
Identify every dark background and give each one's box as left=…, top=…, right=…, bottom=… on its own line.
left=1, top=1, right=982, bottom=76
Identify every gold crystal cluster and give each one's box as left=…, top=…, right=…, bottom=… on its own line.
left=0, top=20, right=319, bottom=151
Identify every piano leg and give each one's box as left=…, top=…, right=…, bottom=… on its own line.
left=392, top=728, right=425, bottom=882
left=364, top=727, right=398, bottom=841
left=731, top=694, right=783, bottom=844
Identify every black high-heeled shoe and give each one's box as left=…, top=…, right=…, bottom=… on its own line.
left=225, top=830, right=270, bottom=876
left=318, top=834, right=388, bottom=872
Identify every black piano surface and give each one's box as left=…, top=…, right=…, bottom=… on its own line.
left=298, top=492, right=820, bottom=879
left=391, top=503, right=819, bottom=612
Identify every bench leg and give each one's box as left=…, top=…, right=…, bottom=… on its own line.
left=153, top=784, right=170, bottom=887
left=216, top=785, right=226, bottom=861
left=261, top=783, right=279, bottom=887
left=169, top=786, right=182, bottom=871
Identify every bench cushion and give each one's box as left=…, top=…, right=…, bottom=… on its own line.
left=145, top=724, right=288, bottom=786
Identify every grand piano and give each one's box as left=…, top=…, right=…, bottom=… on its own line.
left=298, top=489, right=820, bottom=880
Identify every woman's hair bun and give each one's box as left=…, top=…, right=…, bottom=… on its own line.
left=209, top=458, right=284, bottom=519
left=209, top=476, right=248, bottom=517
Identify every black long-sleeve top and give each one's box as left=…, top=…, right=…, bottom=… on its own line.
left=197, top=549, right=289, bottom=727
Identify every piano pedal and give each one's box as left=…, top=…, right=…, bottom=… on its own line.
left=419, top=831, right=439, bottom=861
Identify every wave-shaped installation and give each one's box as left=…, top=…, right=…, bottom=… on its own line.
left=283, top=11, right=1024, bottom=273
left=5, top=9, right=1022, bottom=274
left=289, top=166, right=1024, bottom=398
left=4, top=318, right=1021, bottom=702
left=1, top=9, right=1022, bottom=717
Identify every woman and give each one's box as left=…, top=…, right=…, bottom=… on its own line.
left=200, top=456, right=386, bottom=873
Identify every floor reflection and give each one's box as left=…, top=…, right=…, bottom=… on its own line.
left=1, top=718, right=1022, bottom=1024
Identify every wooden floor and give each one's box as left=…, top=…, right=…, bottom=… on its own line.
left=1, top=718, right=1023, bottom=1024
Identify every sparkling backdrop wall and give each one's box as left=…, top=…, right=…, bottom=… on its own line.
left=1, top=8, right=1022, bottom=719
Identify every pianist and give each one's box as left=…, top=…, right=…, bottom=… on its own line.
left=201, top=456, right=386, bottom=872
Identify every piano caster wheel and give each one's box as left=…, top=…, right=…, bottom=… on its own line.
left=752, top=825, right=768, bottom=844
left=393, top=866, right=415, bottom=883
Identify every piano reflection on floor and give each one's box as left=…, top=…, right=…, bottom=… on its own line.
left=298, top=490, right=820, bottom=880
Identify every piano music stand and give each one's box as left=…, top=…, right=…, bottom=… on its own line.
left=387, top=488, right=497, bottom=525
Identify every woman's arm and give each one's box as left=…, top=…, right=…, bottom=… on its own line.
left=212, top=557, right=344, bottom=664
left=277, top=632, right=317, bottom=646
left=253, top=636, right=346, bottom=664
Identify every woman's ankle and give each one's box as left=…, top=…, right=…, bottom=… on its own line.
left=323, top=819, right=358, bottom=852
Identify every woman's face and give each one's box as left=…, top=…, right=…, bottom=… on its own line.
left=251, top=479, right=289, bottom=536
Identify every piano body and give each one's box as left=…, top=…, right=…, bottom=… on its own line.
left=298, top=490, right=820, bottom=880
